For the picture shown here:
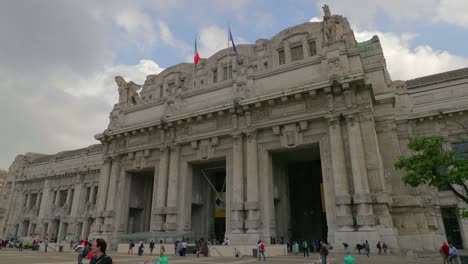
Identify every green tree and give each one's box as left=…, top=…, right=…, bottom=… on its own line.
left=394, top=136, right=468, bottom=204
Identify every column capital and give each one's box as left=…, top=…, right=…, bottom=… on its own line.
left=169, top=144, right=181, bottom=152
left=102, top=156, right=112, bottom=164
left=110, top=154, right=121, bottom=162
left=327, top=116, right=341, bottom=128
left=231, top=132, right=244, bottom=140
left=344, top=113, right=360, bottom=126
left=245, top=130, right=257, bottom=140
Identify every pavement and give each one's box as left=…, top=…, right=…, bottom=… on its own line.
left=0, top=248, right=442, bottom=264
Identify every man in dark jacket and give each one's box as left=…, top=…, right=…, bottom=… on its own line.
left=89, top=238, right=113, bottom=264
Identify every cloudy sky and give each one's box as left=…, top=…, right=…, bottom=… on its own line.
left=1, top=0, right=468, bottom=169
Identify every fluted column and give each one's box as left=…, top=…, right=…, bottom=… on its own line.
left=165, top=144, right=181, bottom=231
left=153, top=147, right=169, bottom=231
left=345, top=113, right=375, bottom=229
left=231, top=133, right=245, bottom=233
left=328, top=116, right=353, bottom=230
left=245, top=131, right=260, bottom=233
left=96, top=157, right=112, bottom=228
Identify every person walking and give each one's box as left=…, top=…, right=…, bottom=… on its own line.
left=364, top=240, right=370, bottom=257
left=258, top=240, right=266, bottom=261
left=77, top=240, right=87, bottom=264
left=377, top=241, right=382, bottom=255
left=149, top=240, right=155, bottom=255
left=319, top=241, right=329, bottom=264
left=382, top=242, right=388, bottom=254
left=343, top=242, right=349, bottom=254
left=137, top=241, right=144, bottom=256
left=302, top=240, right=309, bottom=258
left=440, top=242, right=450, bottom=264
left=128, top=240, right=135, bottom=254
left=449, top=243, right=459, bottom=264
left=18, top=240, right=23, bottom=252
left=181, top=240, right=187, bottom=256
left=44, top=239, right=48, bottom=253
left=159, top=240, right=165, bottom=255
left=294, top=241, right=299, bottom=256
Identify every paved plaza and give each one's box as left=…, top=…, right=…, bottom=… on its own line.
left=0, top=248, right=442, bottom=264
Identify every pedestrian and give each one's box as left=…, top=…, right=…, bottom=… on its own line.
left=69, top=239, right=74, bottom=252
left=343, top=242, right=349, bottom=254
left=302, top=240, right=309, bottom=258
left=174, top=240, right=179, bottom=256
left=89, top=238, right=113, bottom=264
left=18, top=240, right=23, bottom=252
left=181, top=240, right=187, bottom=256
left=364, top=240, right=370, bottom=257
left=149, top=240, right=155, bottom=255
left=319, top=241, right=329, bottom=264
left=44, top=239, right=48, bottom=253
left=77, top=240, right=87, bottom=264
left=377, top=241, right=382, bottom=255
left=449, top=243, right=458, bottom=264
left=258, top=240, right=266, bottom=261
left=137, top=241, right=144, bottom=256
left=157, top=251, right=168, bottom=264
left=294, top=241, right=299, bottom=256
left=128, top=240, right=135, bottom=254
left=382, top=242, right=388, bottom=254
left=313, top=240, right=319, bottom=252
left=159, top=240, right=165, bottom=255
left=440, top=242, right=450, bottom=264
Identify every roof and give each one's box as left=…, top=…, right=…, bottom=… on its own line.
left=406, top=67, right=468, bottom=88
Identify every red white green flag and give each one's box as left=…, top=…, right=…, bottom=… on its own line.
left=194, top=38, right=200, bottom=65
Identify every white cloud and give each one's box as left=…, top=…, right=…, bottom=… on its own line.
left=197, top=24, right=249, bottom=60
left=254, top=12, right=275, bottom=30
left=114, top=9, right=157, bottom=51
left=355, top=30, right=468, bottom=80
left=309, top=17, right=322, bottom=23
left=158, top=20, right=177, bottom=47
left=434, top=0, right=468, bottom=28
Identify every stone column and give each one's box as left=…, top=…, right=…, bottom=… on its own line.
left=153, top=147, right=169, bottom=231
left=27, top=222, right=33, bottom=236
left=81, top=221, right=89, bottom=239
left=54, top=190, right=60, bottom=207
left=57, top=222, right=63, bottom=241
left=26, top=193, right=31, bottom=209
left=231, top=133, right=245, bottom=233
left=105, top=155, right=121, bottom=213
left=328, top=116, right=353, bottom=230
left=96, top=157, right=112, bottom=227
left=165, top=144, right=181, bottom=231
left=345, top=114, right=375, bottom=229
left=245, top=131, right=260, bottom=233
left=35, top=193, right=41, bottom=208
left=71, top=183, right=83, bottom=217
left=66, top=188, right=73, bottom=206
left=47, top=221, right=53, bottom=240
left=89, top=185, right=96, bottom=203
left=302, top=38, right=309, bottom=57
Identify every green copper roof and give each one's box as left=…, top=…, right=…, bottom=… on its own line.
left=356, top=39, right=374, bottom=47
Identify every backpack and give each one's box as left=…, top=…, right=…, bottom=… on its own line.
left=302, top=242, right=308, bottom=248
left=260, top=243, right=265, bottom=251
left=130, top=242, right=135, bottom=247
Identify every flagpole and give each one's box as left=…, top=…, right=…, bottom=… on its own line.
left=227, top=23, right=230, bottom=81
left=193, top=34, right=196, bottom=89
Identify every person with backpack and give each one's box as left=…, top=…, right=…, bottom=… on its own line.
left=319, top=241, right=329, bottom=264
left=137, top=241, right=144, bottom=256
left=376, top=241, right=382, bottom=255
left=128, top=240, right=135, bottom=254
left=302, top=240, right=309, bottom=258
left=258, top=240, right=266, bottom=261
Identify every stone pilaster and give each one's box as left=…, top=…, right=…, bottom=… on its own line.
left=105, top=155, right=121, bottom=214
left=165, top=144, right=181, bottom=231
left=89, top=185, right=96, bottom=203
left=81, top=221, right=89, bottom=239
left=96, top=156, right=112, bottom=229
left=26, top=193, right=31, bottom=209
left=66, top=187, right=73, bottom=206
left=71, top=183, right=83, bottom=217
left=231, top=133, right=245, bottom=233
left=328, top=116, right=353, bottom=230
left=345, top=113, right=375, bottom=229
left=35, top=192, right=41, bottom=208
left=54, top=189, right=60, bottom=207
left=153, top=147, right=169, bottom=231
left=245, top=131, right=260, bottom=233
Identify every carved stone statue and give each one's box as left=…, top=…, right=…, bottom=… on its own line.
left=322, top=5, right=343, bottom=43
left=115, top=76, right=142, bottom=105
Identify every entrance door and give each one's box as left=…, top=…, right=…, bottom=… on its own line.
left=191, top=160, right=226, bottom=242
left=442, top=207, right=463, bottom=249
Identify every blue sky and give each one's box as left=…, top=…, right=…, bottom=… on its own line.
left=1, top=0, right=468, bottom=169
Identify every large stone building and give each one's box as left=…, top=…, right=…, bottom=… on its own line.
left=2, top=6, right=468, bottom=252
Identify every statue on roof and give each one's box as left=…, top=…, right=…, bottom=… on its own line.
left=115, top=76, right=142, bottom=105
left=322, top=5, right=343, bottom=43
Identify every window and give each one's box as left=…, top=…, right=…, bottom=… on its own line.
left=85, top=187, right=91, bottom=202
left=30, top=193, right=38, bottom=209
left=168, top=81, right=176, bottom=91
left=213, top=69, right=218, bottom=83
left=453, top=142, right=468, bottom=159
left=59, top=190, right=67, bottom=207
left=159, top=85, right=163, bottom=98
left=278, top=49, right=285, bottom=65
left=223, top=64, right=232, bottom=80
left=264, top=61, right=269, bottom=68
left=24, top=194, right=28, bottom=207
left=93, top=187, right=98, bottom=204
left=309, top=40, right=317, bottom=56
left=291, top=45, right=303, bottom=61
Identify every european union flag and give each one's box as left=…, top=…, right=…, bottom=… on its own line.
left=228, top=26, right=238, bottom=55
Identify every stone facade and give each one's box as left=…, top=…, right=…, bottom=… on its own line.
left=2, top=7, right=468, bottom=252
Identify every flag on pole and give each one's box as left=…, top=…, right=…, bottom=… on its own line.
left=194, top=38, right=200, bottom=65
left=228, top=26, right=238, bottom=55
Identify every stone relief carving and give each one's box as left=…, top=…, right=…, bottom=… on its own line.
left=115, top=76, right=142, bottom=105
left=322, top=5, right=344, bottom=43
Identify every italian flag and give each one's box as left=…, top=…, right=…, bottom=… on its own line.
left=194, top=38, right=200, bottom=65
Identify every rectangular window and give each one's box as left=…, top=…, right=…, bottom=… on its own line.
left=291, top=45, right=303, bottom=61
left=223, top=65, right=232, bottom=80
left=59, top=190, right=67, bottom=207
left=213, top=69, right=218, bottom=83
left=278, top=49, right=285, bottom=65
left=168, top=81, right=176, bottom=92
left=309, top=40, right=317, bottom=56
left=85, top=187, right=91, bottom=202
left=159, top=85, right=163, bottom=98
left=30, top=193, right=38, bottom=209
